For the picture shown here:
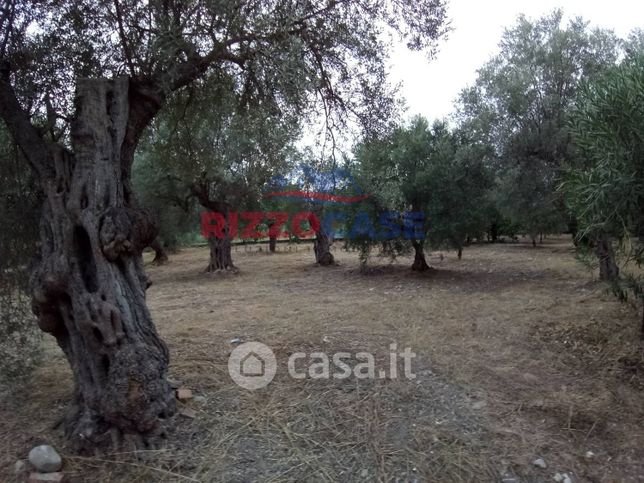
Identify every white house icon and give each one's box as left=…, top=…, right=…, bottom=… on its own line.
left=240, top=352, right=265, bottom=377
left=229, top=342, right=276, bottom=390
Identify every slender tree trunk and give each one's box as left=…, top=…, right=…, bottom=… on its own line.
left=30, top=79, right=174, bottom=451
left=269, top=235, right=277, bottom=253
left=457, top=247, right=463, bottom=260
left=314, top=229, right=334, bottom=266
left=411, top=240, right=430, bottom=271
left=596, top=233, right=619, bottom=281
left=150, top=238, right=169, bottom=265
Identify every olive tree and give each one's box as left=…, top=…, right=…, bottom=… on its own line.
left=139, top=75, right=298, bottom=272
left=0, top=0, right=449, bottom=450
left=351, top=117, right=493, bottom=268
left=563, top=53, right=644, bottom=333
left=457, top=10, right=620, bottom=243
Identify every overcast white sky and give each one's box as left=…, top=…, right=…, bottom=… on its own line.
left=389, top=0, right=644, bottom=122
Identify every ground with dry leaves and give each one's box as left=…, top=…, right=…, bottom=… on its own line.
left=1, top=236, right=643, bottom=482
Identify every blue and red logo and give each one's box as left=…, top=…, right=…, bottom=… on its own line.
left=200, top=165, right=425, bottom=240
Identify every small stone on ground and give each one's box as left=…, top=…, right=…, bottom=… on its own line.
left=28, top=445, right=62, bottom=473
left=176, top=388, right=193, bottom=400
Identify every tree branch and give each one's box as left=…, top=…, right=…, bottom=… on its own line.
left=0, top=61, right=54, bottom=179
left=113, top=0, right=136, bottom=77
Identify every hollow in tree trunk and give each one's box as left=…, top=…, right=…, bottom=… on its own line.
left=29, top=79, right=175, bottom=452
left=411, top=240, right=430, bottom=271
left=596, top=233, right=619, bottom=281
left=150, top=238, right=169, bottom=265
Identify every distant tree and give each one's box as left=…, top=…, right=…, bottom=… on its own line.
left=623, top=28, right=644, bottom=62
left=351, top=117, right=434, bottom=271
left=457, top=10, right=620, bottom=243
left=351, top=117, right=492, bottom=268
left=423, top=131, right=494, bottom=258
left=140, top=76, right=298, bottom=272
left=132, top=149, right=198, bottom=264
left=0, top=0, right=449, bottom=449
left=563, top=54, right=644, bottom=334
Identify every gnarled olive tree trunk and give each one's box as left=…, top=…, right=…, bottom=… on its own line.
left=411, top=239, right=430, bottom=272
left=30, top=79, right=175, bottom=451
left=207, top=234, right=235, bottom=271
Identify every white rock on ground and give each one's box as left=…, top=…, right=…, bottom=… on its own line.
left=554, top=472, right=573, bottom=483
left=533, top=458, right=547, bottom=469
left=28, top=445, right=62, bottom=473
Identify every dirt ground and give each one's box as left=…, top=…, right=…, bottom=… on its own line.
left=2, top=236, right=644, bottom=482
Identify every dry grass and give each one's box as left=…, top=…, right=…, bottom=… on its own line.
left=1, top=236, right=644, bottom=482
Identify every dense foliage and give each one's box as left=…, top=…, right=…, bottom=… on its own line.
left=563, top=54, right=644, bottom=331
left=457, top=10, right=620, bottom=242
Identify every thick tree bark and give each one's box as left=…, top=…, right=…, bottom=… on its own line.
left=411, top=240, right=430, bottom=272
left=596, top=233, right=619, bottom=281
left=192, top=186, right=238, bottom=272
left=269, top=235, right=277, bottom=253
left=314, top=230, right=334, bottom=266
left=207, top=235, right=235, bottom=272
left=150, top=238, right=169, bottom=265
left=29, top=79, right=175, bottom=451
